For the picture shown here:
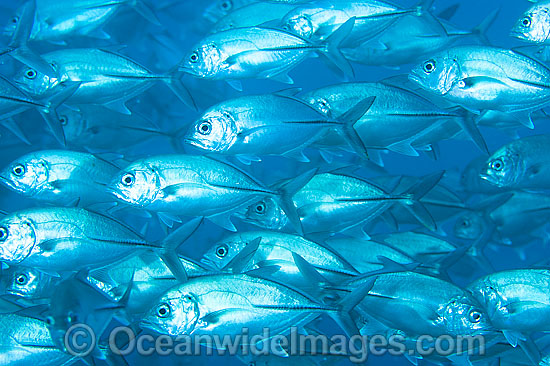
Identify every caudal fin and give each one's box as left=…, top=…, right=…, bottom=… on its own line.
left=398, top=171, right=443, bottom=231
left=164, top=67, right=197, bottom=111
left=335, top=97, right=376, bottom=159
left=319, top=17, right=356, bottom=78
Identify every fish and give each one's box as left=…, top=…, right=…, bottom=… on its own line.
left=0, top=313, right=76, bottom=366
left=511, top=0, right=550, bottom=44
left=280, top=0, right=426, bottom=48
left=210, top=2, right=298, bottom=34
left=481, top=134, right=550, bottom=190
left=0, top=207, right=194, bottom=278
left=179, top=17, right=355, bottom=88
left=342, top=9, right=495, bottom=68
left=467, top=269, right=550, bottom=350
left=236, top=197, right=289, bottom=230
left=12, top=48, right=195, bottom=116
left=184, top=89, right=374, bottom=161
left=281, top=171, right=440, bottom=238
left=140, top=273, right=366, bottom=341
left=5, top=0, right=160, bottom=43
left=301, top=81, right=488, bottom=156
left=0, top=266, right=58, bottom=305
left=0, top=150, right=120, bottom=207
left=107, top=154, right=308, bottom=231
left=0, top=75, right=76, bottom=145
left=343, top=271, right=495, bottom=339
left=409, top=45, right=550, bottom=129
left=201, top=231, right=359, bottom=289
left=203, top=0, right=256, bottom=23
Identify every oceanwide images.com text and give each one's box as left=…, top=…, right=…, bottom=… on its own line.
left=64, top=324, right=487, bottom=363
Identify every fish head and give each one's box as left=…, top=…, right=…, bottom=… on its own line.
left=180, top=42, right=224, bottom=79
left=453, top=212, right=484, bottom=240
left=480, top=148, right=520, bottom=187
left=141, top=289, right=200, bottom=336
left=201, top=235, right=249, bottom=271
left=185, top=110, right=237, bottom=152
left=0, top=154, right=50, bottom=197
left=0, top=214, right=37, bottom=264
left=511, top=5, right=550, bottom=43
left=13, top=63, right=59, bottom=97
left=441, top=295, right=493, bottom=336
left=1, top=266, right=50, bottom=299
left=203, top=0, right=238, bottom=23
left=108, top=162, right=161, bottom=207
left=58, top=108, right=87, bottom=143
left=3, top=5, right=23, bottom=39
left=282, top=9, right=317, bottom=39
left=238, top=198, right=288, bottom=230
left=409, top=53, right=461, bottom=96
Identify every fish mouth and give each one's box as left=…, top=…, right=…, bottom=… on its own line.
left=105, top=186, right=127, bottom=202
left=509, top=29, right=528, bottom=40
left=139, top=318, right=164, bottom=334
left=199, top=257, right=219, bottom=270
left=408, top=72, right=422, bottom=85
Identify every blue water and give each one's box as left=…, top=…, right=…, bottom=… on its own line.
left=0, top=0, right=548, bottom=365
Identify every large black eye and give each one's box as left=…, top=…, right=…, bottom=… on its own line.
left=156, top=303, right=171, bottom=318
left=25, top=69, right=37, bottom=79
left=469, top=310, right=482, bottom=323
left=11, top=16, right=18, bottom=24
left=59, top=115, right=68, bottom=125
left=220, top=0, right=232, bottom=11
left=189, top=51, right=199, bottom=63
left=491, top=159, right=504, bottom=172
left=197, top=121, right=212, bottom=135
left=521, top=16, right=531, bottom=28
left=0, top=227, right=8, bottom=242
left=45, top=316, right=55, bottom=326
left=15, top=273, right=28, bottom=285
left=12, top=164, right=25, bottom=177
left=216, top=244, right=228, bottom=258
left=423, top=60, right=436, bottom=74
left=121, top=173, right=135, bottom=186
left=461, top=219, right=470, bottom=228
left=255, top=202, right=266, bottom=215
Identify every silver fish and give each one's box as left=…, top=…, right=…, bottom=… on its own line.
left=0, top=150, right=119, bottom=207
left=13, top=48, right=194, bottom=114
left=481, top=134, right=550, bottom=189
left=511, top=0, right=550, bottom=44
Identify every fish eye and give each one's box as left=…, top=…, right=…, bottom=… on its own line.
left=15, top=273, right=28, bottom=285
left=423, top=60, right=436, bottom=74
left=491, top=159, right=504, bottom=172
left=45, top=316, right=55, bottom=326
left=121, top=173, right=135, bottom=186
left=248, top=362, right=256, bottom=366
left=67, top=313, right=78, bottom=324
left=189, top=51, right=199, bottom=63
left=216, top=244, right=228, bottom=258
left=12, top=164, right=25, bottom=177
left=0, top=227, right=8, bottom=242
left=59, top=115, right=68, bottom=125
left=25, top=69, right=37, bottom=79
left=461, top=219, right=470, bottom=228
left=197, top=121, right=212, bottom=135
left=156, top=303, right=171, bottom=318
left=255, top=202, right=266, bottom=215
left=11, top=16, right=18, bottom=24
left=469, top=310, right=482, bottom=323
left=219, top=0, right=232, bottom=11
left=521, top=16, right=531, bottom=28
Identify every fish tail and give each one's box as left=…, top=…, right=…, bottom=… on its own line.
left=335, top=97, right=376, bottom=159
left=471, top=8, right=500, bottom=46
left=396, top=171, right=444, bottom=231
left=274, top=169, right=317, bottom=236
left=164, top=66, right=198, bottom=111
left=318, top=17, right=355, bottom=78
left=157, top=217, right=203, bottom=282
left=37, top=82, right=81, bottom=146
left=127, top=0, right=162, bottom=26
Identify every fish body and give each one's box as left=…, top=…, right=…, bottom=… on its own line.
left=0, top=150, right=118, bottom=206
left=211, top=2, right=298, bottom=33
left=410, top=46, right=550, bottom=126
left=511, top=0, right=550, bottom=44
left=0, top=207, right=150, bottom=272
